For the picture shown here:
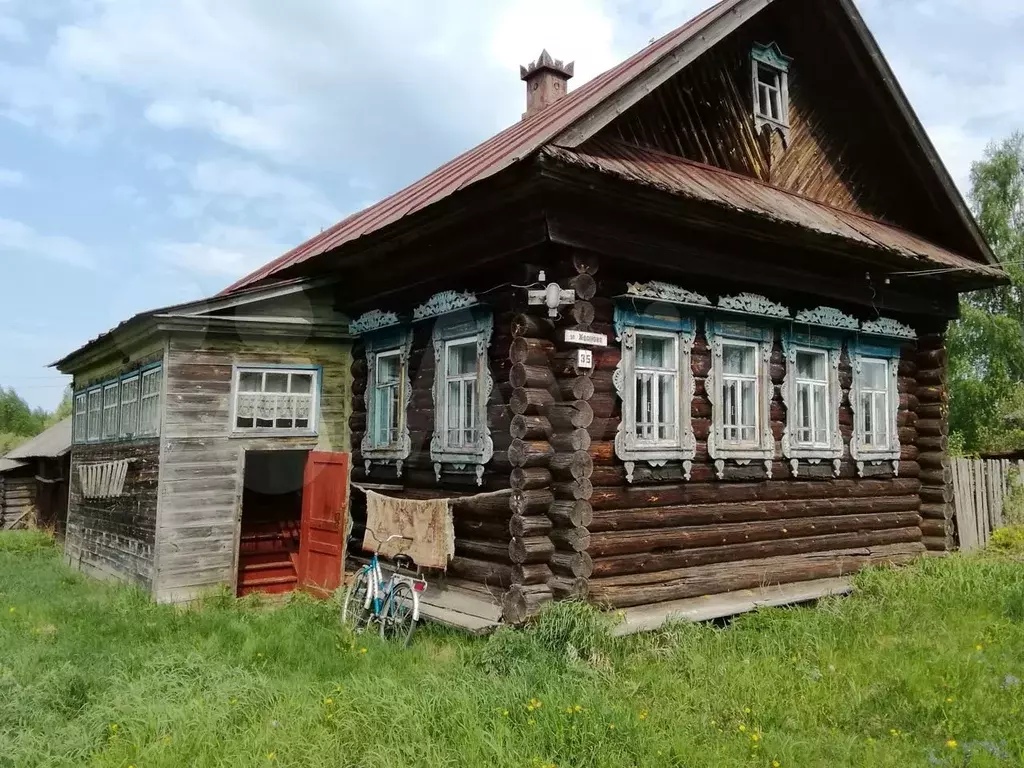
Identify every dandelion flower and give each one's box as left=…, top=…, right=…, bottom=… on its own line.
left=975, top=644, right=983, bottom=651
left=945, top=697, right=953, bottom=703
left=639, top=710, right=649, bottom=721
left=738, top=724, right=747, bottom=733
left=8, top=607, right=14, bottom=613
left=503, top=710, right=510, bottom=717
left=359, top=648, right=368, bottom=654
left=947, top=740, right=958, bottom=750
left=267, top=752, right=276, bottom=761
left=325, top=697, right=333, bottom=705
left=751, top=733, right=761, bottom=742
left=608, top=724, right=616, bottom=730
left=256, top=652, right=263, bottom=658
left=573, top=705, right=582, bottom=713
left=773, top=762, right=781, bottom=768
left=527, top=718, right=536, bottom=726
left=743, top=707, right=751, bottom=714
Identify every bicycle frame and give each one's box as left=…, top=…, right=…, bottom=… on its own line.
left=360, top=551, right=425, bottom=623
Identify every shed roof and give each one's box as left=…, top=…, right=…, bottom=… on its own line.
left=4, top=419, right=72, bottom=460
left=221, top=0, right=999, bottom=295
left=0, top=458, right=28, bottom=475
left=542, top=139, right=1004, bottom=278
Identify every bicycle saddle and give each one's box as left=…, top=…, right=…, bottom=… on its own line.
left=393, top=554, right=415, bottom=570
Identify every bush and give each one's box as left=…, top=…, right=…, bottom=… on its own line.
left=989, top=526, right=1024, bottom=554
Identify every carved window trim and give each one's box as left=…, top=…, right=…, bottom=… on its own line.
left=613, top=305, right=697, bottom=483
left=751, top=42, right=792, bottom=142
left=707, top=318, right=776, bottom=479
left=361, top=327, right=413, bottom=477
left=781, top=330, right=844, bottom=477
left=850, top=340, right=902, bottom=477
left=428, top=309, right=494, bottom=485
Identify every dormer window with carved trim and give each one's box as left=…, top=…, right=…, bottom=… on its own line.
left=751, top=42, right=792, bottom=142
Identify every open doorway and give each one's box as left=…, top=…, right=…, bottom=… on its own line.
left=237, top=450, right=308, bottom=597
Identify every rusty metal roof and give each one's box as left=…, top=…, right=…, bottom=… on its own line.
left=221, top=0, right=738, bottom=294
left=544, top=139, right=1003, bottom=277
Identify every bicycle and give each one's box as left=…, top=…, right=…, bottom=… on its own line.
left=341, top=532, right=427, bottom=646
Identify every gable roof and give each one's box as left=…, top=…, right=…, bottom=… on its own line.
left=4, top=419, right=71, bottom=461
left=222, top=0, right=998, bottom=294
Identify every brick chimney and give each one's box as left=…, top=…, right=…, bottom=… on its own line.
left=520, top=50, right=574, bottom=119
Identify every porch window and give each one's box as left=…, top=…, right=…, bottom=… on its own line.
left=102, top=383, right=119, bottom=439
left=74, top=394, right=87, bottom=443
left=720, top=340, right=759, bottom=446
left=793, top=350, right=829, bottom=447
left=119, top=375, right=140, bottom=438
left=370, top=350, right=403, bottom=448
left=443, top=338, right=479, bottom=450
left=139, top=366, right=163, bottom=436
left=858, top=358, right=891, bottom=450
left=232, top=366, right=317, bottom=434
left=87, top=389, right=102, bottom=442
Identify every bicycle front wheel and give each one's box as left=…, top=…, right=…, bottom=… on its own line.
left=341, top=567, right=372, bottom=630
left=379, top=582, right=417, bottom=646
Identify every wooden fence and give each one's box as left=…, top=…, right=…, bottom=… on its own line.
left=951, top=458, right=1022, bottom=552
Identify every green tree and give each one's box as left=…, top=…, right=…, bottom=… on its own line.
left=949, top=132, right=1024, bottom=454
left=46, top=388, right=73, bottom=427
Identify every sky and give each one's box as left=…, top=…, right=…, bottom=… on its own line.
left=1, top=0, right=1022, bottom=411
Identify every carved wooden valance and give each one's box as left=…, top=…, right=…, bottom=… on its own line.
left=413, top=290, right=479, bottom=322
left=350, top=309, right=400, bottom=335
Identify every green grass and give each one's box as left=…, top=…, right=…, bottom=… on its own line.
left=2, top=531, right=1024, bottom=767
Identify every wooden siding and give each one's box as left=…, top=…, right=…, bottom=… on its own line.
left=65, top=440, right=160, bottom=587
left=596, top=0, right=947, bottom=245
left=72, top=340, right=165, bottom=391
left=155, top=335, right=352, bottom=603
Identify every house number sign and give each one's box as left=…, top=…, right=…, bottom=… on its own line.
left=564, top=330, right=608, bottom=347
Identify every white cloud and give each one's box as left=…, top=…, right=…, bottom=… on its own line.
left=0, top=217, right=94, bottom=268
left=155, top=224, right=289, bottom=279
left=0, top=15, right=25, bottom=43
left=0, top=167, right=25, bottom=186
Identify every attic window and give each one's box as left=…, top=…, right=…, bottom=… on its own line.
left=751, top=42, right=792, bottom=140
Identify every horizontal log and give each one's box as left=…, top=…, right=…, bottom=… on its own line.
left=508, top=439, right=555, bottom=468
left=590, top=478, right=923, bottom=511
left=916, top=419, right=947, bottom=438
left=509, top=514, right=554, bottom=538
left=919, top=502, right=952, bottom=521
left=589, top=393, right=618, bottom=419
left=914, top=402, right=944, bottom=420
left=445, top=557, right=513, bottom=587
left=549, top=550, right=594, bottom=578
left=510, top=415, right=552, bottom=440
left=511, top=388, right=555, bottom=416
left=511, top=314, right=555, bottom=339
left=510, top=467, right=552, bottom=491
left=554, top=478, right=594, bottom=501
left=920, top=485, right=954, bottom=504
left=510, top=364, right=556, bottom=390
left=588, top=441, right=615, bottom=465
left=916, top=369, right=944, bottom=387
left=507, top=337, right=555, bottom=366
left=920, top=518, right=952, bottom=538
left=916, top=386, right=944, bottom=405
left=548, top=500, right=594, bottom=529
left=587, top=418, right=619, bottom=441
left=502, top=584, right=553, bottom=625
left=922, top=536, right=950, bottom=552
left=454, top=518, right=511, bottom=541
left=451, top=490, right=515, bottom=519
left=550, top=429, right=592, bottom=453
left=512, top=562, right=553, bottom=586
left=570, top=301, right=595, bottom=326
left=548, top=401, right=594, bottom=430
left=569, top=273, right=597, bottom=300
left=919, top=467, right=953, bottom=487
left=558, top=376, right=595, bottom=401
left=510, top=489, right=555, bottom=516
left=588, top=543, right=925, bottom=608
left=455, top=538, right=513, bottom=563
left=916, top=348, right=946, bottom=368
left=587, top=511, right=922, bottom=558
left=589, top=495, right=921, bottom=533
left=549, top=575, right=589, bottom=600
left=916, top=435, right=949, bottom=453
left=590, top=527, right=922, bottom=579
left=918, top=453, right=946, bottom=470
left=550, top=526, right=592, bottom=552
left=550, top=450, right=594, bottom=481
left=509, top=536, right=556, bottom=565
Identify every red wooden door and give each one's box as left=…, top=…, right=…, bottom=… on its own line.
left=298, top=451, right=349, bottom=596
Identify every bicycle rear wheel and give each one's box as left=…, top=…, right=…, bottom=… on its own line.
left=341, top=567, right=372, bottom=630
left=379, top=582, right=417, bottom=646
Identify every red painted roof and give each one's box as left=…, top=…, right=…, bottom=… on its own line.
left=545, top=139, right=1003, bottom=277
left=222, top=0, right=736, bottom=294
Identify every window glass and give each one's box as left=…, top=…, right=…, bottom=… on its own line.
left=87, top=389, right=102, bottom=441
left=445, top=340, right=478, bottom=449
left=634, top=333, right=678, bottom=443
left=233, top=367, right=316, bottom=433
left=721, top=342, right=758, bottom=444
left=859, top=358, right=890, bottom=449
left=140, top=367, right=163, bottom=436
left=795, top=350, right=829, bottom=447
left=74, top=394, right=88, bottom=443
left=120, top=376, right=140, bottom=437
left=371, top=352, right=402, bottom=448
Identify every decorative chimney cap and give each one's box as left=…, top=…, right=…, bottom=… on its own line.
left=520, top=49, right=575, bottom=81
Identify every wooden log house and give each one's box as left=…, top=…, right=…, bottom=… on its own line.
left=55, top=0, right=1005, bottom=625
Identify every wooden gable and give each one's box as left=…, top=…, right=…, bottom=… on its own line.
left=592, top=0, right=960, bottom=251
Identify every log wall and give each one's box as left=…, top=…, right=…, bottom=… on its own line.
left=915, top=331, right=955, bottom=551
left=0, top=471, right=36, bottom=530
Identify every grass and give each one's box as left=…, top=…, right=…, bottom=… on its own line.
left=1, top=531, right=1024, bottom=767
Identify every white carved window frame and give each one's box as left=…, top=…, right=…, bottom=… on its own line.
left=613, top=306, right=697, bottom=483
left=361, top=326, right=413, bottom=478
left=781, top=330, right=844, bottom=478
left=707, top=318, right=777, bottom=479
left=229, top=365, right=320, bottom=437
left=850, top=340, right=903, bottom=477
left=426, top=308, right=494, bottom=485
left=751, top=42, right=793, bottom=142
